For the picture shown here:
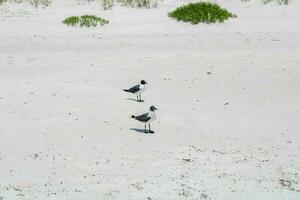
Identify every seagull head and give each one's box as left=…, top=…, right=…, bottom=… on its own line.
left=150, top=105, right=157, bottom=111
left=140, top=80, right=147, bottom=85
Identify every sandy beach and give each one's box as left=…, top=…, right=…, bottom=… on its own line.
left=0, top=0, right=299, bottom=199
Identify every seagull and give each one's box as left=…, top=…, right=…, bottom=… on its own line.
left=131, top=105, right=157, bottom=133
left=123, top=80, right=147, bottom=102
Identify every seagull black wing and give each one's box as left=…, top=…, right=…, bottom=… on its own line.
left=123, top=84, right=140, bottom=94
left=132, top=113, right=150, bottom=122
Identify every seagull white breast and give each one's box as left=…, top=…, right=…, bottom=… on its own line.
left=136, top=84, right=146, bottom=95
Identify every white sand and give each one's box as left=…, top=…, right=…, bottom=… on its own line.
left=0, top=0, right=299, bottom=199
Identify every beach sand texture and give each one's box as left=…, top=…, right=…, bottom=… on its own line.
left=0, top=0, right=299, bottom=199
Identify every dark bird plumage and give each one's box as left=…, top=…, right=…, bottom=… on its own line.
left=123, top=80, right=147, bottom=102
left=131, top=113, right=151, bottom=123
left=123, top=84, right=140, bottom=94
left=131, top=106, right=157, bottom=133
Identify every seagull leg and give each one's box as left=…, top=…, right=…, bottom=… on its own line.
left=149, top=124, right=154, bottom=133
left=137, top=95, right=139, bottom=101
left=144, top=124, right=147, bottom=133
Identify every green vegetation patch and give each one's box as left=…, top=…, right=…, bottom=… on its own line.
left=63, top=15, right=109, bottom=27
left=263, top=0, right=288, bottom=4
left=0, top=0, right=51, bottom=7
left=168, top=2, right=237, bottom=24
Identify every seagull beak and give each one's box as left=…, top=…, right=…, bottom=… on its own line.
left=154, top=107, right=157, bottom=110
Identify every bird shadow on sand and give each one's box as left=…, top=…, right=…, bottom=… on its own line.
left=126, top=98, right=144, bottom=102
left=130, top=128, right=154, bottom=134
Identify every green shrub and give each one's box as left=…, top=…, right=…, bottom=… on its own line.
left=28, top=0, right=51, bottom=8
left=262, top=0, right=288, bottom=4
left=1, top=0, right=160, bottom=8
left=63, top=16, right=79, bottom=26
left=102, top=0, right=114, bottom=10
left=99, top=0, right=158, bottom=9
left=117, top=0, right=158, bottom=8
left=168, top=2, right=237, bottom=24
left=0, top=0, right=51, bottom=7
left=241, top=0, right=288, bottom=4
left=63, top=15, right=109, bottom=27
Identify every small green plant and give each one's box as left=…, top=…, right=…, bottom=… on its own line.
left=263, top=0, right=288, bottom=4
left=63, top=15, right=109, bottom=27
left=117, top=0, right=158, bottom=8
left=241, top=0, right=288, bottom=4
left=102, top=0, right=114, bottom=10
left=100, top=0, right=158, bottom=9
left=168, top=2, right=237, bottom=24
left=63, top=16, right=79, bottom=26
left=28, top=0, right=51, bottom=8
left=0, top=0, right=51, bottom=7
